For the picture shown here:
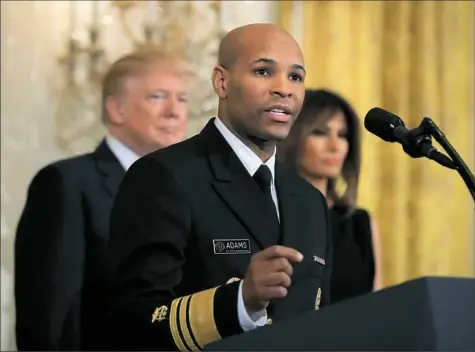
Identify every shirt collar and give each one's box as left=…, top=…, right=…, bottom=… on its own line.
left=105, top=135, right=140, bottom=171
left=213, top=117, right=276, bottom=183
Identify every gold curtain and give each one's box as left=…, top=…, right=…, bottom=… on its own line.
left=280, top=0, right=475, bottom=287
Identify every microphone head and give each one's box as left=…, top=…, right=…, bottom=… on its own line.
left=364, top=107, right=406, bottom=142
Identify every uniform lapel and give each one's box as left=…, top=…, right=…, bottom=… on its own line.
left=201, top=119, right=281, bottom=250
left=93, top=140, right=126, bottom=198
left=275, top=162, right=308, bottom=255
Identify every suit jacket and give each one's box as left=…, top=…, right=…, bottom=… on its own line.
left=15, top=141, right=125, bottom=351
left=105, top=119, right=332, bottom=351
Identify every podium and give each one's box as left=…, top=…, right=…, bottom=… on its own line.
left=205, top=277, right=475, bottom=351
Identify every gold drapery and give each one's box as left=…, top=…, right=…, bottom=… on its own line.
left=280, top=0, right=475, bottom=287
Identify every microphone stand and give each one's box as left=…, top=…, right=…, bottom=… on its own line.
left=417, top=117, right=475, bottom=204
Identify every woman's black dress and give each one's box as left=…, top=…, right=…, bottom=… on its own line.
left=330, top=206, right=375, bottom=304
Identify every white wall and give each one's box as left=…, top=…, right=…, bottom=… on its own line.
left=0, top=1, right=279, bottom=350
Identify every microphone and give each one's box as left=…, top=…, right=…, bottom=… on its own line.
left=364, top=107, right=456, bottom=169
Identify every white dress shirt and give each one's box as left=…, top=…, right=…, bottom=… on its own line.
left=214, top=117, right=279, bottom=331
left=105, top=135, right=140, bottom=171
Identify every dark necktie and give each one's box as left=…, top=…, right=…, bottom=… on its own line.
left=253, top=165, right=273, bottom=198
left=253, top=165, right=279, bottom=221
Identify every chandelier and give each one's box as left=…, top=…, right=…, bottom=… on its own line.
left=55, top=0, right=224, bottom=152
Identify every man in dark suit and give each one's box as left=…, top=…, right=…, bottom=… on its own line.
left=105, top=23, right=332, bottom=351
left=14, top=49, right=191, bottom=350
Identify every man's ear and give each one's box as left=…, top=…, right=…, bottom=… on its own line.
left=105, top=95, right=125, bottom=125
left=211, top=65, right=228, bottom=99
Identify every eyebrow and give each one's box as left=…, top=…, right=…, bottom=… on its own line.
left=149, top=89, right=188, bottom=96
left=251, top=57, right=306, bottom=74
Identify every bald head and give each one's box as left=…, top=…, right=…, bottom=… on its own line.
left=211, top=23, right=306, bottom=152
left=218, top=23, right=302, bottom=69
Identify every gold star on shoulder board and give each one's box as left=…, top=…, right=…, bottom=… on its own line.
left=151, top=305, right=168, bottom=323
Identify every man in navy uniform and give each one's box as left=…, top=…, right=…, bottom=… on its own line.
left=105, top=23, right=332, bottom=351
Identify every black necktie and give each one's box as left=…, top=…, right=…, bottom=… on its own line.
left=253, top=165, right=273, bottom=198
left=253, top=165, right=279, bottom=221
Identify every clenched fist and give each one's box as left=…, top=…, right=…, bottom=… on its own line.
left=242, top=245, right=303, bottom=312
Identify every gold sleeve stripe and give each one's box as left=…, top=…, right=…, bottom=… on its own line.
left=169, top=297, right=188, bottom=351
left=179, top=295, right=200, bottom=351
left=188, top=287, right=221, bottom=349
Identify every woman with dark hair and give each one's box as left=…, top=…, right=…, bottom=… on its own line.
left=278, top=88, right=383, bottom=304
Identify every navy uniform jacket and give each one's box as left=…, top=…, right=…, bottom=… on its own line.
left=105, top=119, right=332, bottom=351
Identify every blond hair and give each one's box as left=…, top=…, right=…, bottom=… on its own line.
left=101, top=49, right=193, bottom=124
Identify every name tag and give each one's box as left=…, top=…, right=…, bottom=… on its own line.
left=213, top=239, right=251, bottom=254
